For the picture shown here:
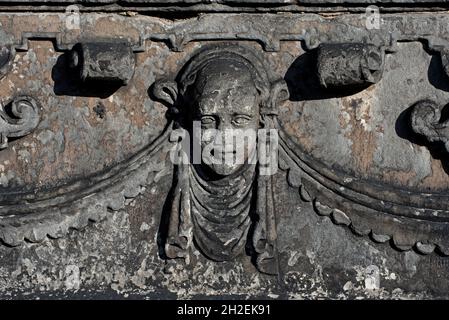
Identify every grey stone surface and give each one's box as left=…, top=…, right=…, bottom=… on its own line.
left=0, top=172, right=446, bottom=299
left=0, top=9, right=449, bottom=299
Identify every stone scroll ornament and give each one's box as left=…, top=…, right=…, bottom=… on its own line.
left=410, top=100, right=449, bottom=152
left=0, top=48, right=40, bottom=148
left=153, top=45, right=289, bottom=275
left=0, top=96, right=40, bottom=149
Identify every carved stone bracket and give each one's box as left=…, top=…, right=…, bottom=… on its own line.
left=0, top=96, right=40, bottom=149
left=69, top=42, right=136, bottom=85
left=317, top=43, right=385, bottom=88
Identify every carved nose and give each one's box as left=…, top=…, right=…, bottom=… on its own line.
left=217, top=120, right=233, bottom=132
left=213, top=127, right=236, bottom=152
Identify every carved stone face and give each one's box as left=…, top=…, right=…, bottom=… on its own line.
left=190, top=60, right=260, bottom=176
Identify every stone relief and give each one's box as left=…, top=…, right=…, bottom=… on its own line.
left=153, top=45, right=289, bottom=275
left=410, top=99, right=449, bottom=154
left=316, top=43, right=384, bottom=88
left=1, top=11, right=449, bottom=287
left=68, top=42, right=136, bottom=85
left=1, top=1, right=449, bottom=299
left=0, top=96, right=40, bottom=149
left=144, top=42, right=449, bottom=272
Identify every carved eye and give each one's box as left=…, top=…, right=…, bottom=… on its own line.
left=201, top=116, right=216, bottom=126
left=232, top=115, right=252, bottom=126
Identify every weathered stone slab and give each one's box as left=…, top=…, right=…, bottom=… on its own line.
left=0, top=9, right=449, bottom=299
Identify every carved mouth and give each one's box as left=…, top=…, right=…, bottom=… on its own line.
left=210, top=149, right=237, bottom=159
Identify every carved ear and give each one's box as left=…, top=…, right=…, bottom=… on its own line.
left=264, top=79, right=289, bottom=114
left=152, top=80, right=179, bottom=107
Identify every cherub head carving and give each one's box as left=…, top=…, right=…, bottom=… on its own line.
left=153, top=44, right=289, bottom=275
left=185, top=59, right=260, bottom=176
left=154, top=44, right=287, bottom=177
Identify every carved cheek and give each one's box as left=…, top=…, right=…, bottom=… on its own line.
left=201, top=128, right=218, bottom=146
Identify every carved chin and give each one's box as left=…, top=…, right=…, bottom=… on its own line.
left=207, top=163, right=243, bottom=176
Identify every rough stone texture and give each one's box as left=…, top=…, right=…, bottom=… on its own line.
left=0, top=172, right=446, bottom=299
left=1, top=8, right=449, bottom=299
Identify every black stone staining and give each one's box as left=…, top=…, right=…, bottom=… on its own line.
left=94, top=102, right=106, bottom=119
